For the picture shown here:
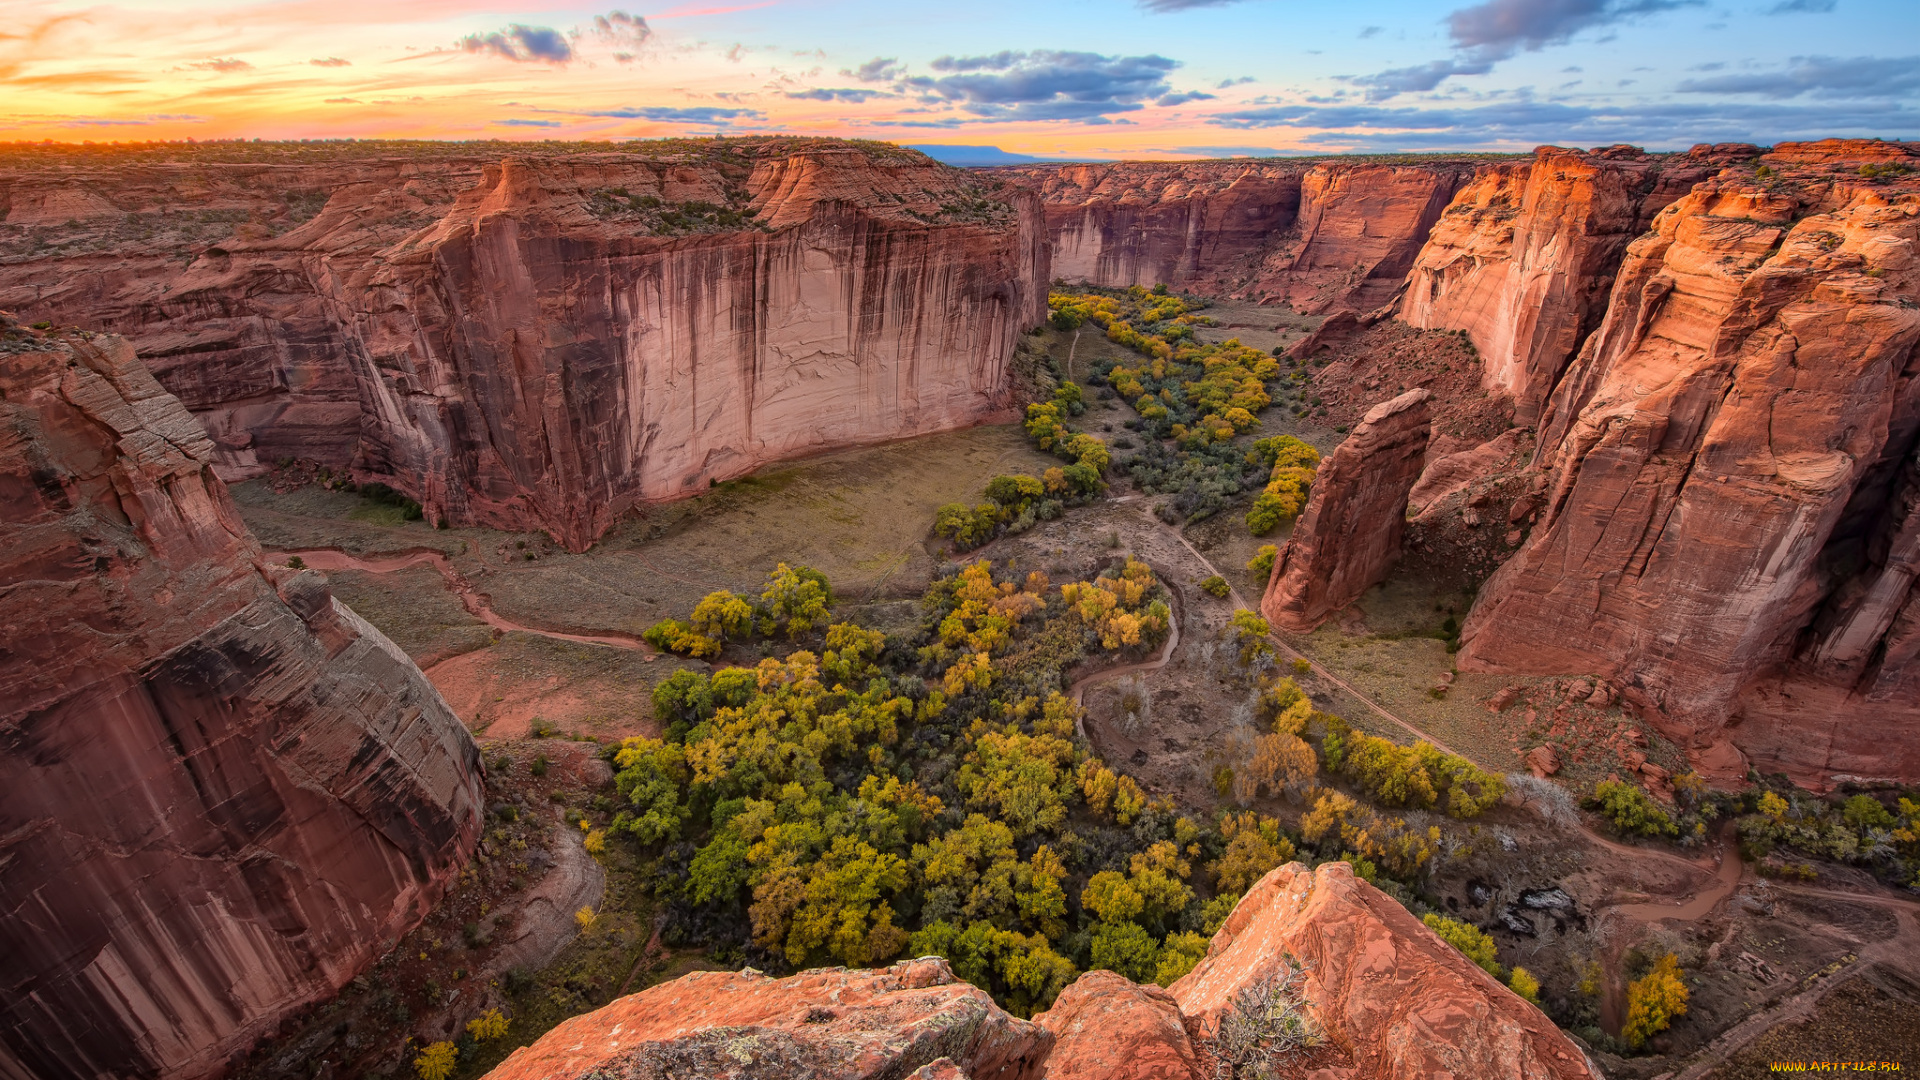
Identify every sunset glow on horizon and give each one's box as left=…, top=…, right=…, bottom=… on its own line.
left=4, top=0, right=1917, bottom=159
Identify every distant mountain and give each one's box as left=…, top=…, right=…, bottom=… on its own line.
left=906, top=144, right=1068, bottom=167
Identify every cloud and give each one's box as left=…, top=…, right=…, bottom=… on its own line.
left=1156, top=90, right=1215, bottom=106
left=458, top=25, right=573, bottom=64
left=1446, top=0, right=1704, bottom=59
left=589, top=11, right=652, bottom=49
left=494, top=118, right=563, bottom=127
left=1136, top=0, right=1246, bottom=9
left=1359, top=25, right=1384, bottom=37
left=784, top=88, right=888, bottom=102
left=1348, top=57, right=1497, bottom=100
left=1205, top=96, right=1918, bottom=151
left=1163, top=144, right=1290, bottom=156
left=189, top=58, right=253, bottom=72
left=310, top=57, right=351, bottom=67
left=1677, top=55, right=1920, bottom=98
left=850, top=57, right=904, bottom=82
left=324, top=97, right=360, bottom=103
left=1766, top=0, right=1835, bottom=11
left=905, top=50, right=1183, bottom=122
left=551, top=105, right=766, bottom=123
left=1216, top=76, right=1256, bottom=88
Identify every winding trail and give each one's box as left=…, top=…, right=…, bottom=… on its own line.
left=270, top=547, right=656, bottom=653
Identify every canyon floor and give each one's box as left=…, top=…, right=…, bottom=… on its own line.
left=233, top=412, right=1920, bottom=1080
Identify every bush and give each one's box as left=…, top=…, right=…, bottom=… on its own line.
left=1587, top=780, right=1678, bottom=838
left=413, top=1042, right=457, bottom=1080
left=1247, top=544, right=1278, bottom=580
left=1421, top=913, right=1501, bottom=978
left=465, top=1008, right=511, bottom=1041
left=1199, top=575, right=1231, bottom=599
left=1508, top=967, right=1541, bottom=1005
left=1230, top=610, right=1274, bottom=664
left=1321, top=718, right=1505, bottom=818
left=1623, top=953, right=1688, bottom=1049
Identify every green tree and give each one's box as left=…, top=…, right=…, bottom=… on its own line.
left=760, top=563, right=833, bottom=638
left=1089, top=921, right=1161, bottom=983
left=611, top=737, right=689, bottom=843
left=1588, top=780, right=1679, bottom=838
left=1421, top=913, right=1502, bottom=978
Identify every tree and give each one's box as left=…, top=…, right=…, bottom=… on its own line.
left=1589, top=780, right=1679, bottom=837
left=1623, top=954, right=1688, bottom=1049
left=413, top=1042, right=457, bottom=1080
left=689, top=589, right=754, bottom=642
left=1154, top=931, right=1210, bottom=986
left=1421, top=913, right=1501, bottom=978
left=1508, top=967, right=1541, bottom=1005
left=611, top=737, right=689, bottom=843
left=1247, top=544, right=1279, bottom=580
left=1240, top=733, right=1316, bottom=802
left=1210, top=812, right=1296, bottom=895
left=1089, top=921, right=1161, bottom=983
left=760, top=563, right=833, bottom=638
left=465, top=1008, right=511, bottom=1041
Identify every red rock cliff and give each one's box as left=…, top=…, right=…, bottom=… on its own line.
left=1262, top=389, right=1433, bottom=632
left=1456, top=141, right=1920, bottom=786
left=0, top=324, right=484, bottom=1079
left=479, top=862, right=1592, bottom=1080
left=1399, top=145, right=1705, bottom=420
left=0, top=140, right=1048, bottom=550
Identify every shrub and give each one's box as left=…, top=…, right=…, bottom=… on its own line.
left=413, top=1042, right=457, bottom=1080
left=1207, top=958, right=1322, bottom=1075
left=1421, top=913, right=1501, bottom=978
left=1247, top=544, right=1278, bottom=580
left=1842, top=794, right=1893, bottom=830
left=1199, top=575, right=1231, bottom=599
left=1623, top=953, right=1688, bottom=1049
left=285, top=555, right=306, bottom=570
left=1231, top=610, right=1274, bottom=664
left=574, top=906, right=596, bottom=930
left=1508, top=967, right=1541, bottom=1005
left=529, top=754, right=549, bottom=777
left=465, top=1008, right=511, bottom=1041
left=1587, top=780, right=1678, bottom=838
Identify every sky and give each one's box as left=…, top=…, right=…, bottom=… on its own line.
left=4, top=0, right=1918, bottom=157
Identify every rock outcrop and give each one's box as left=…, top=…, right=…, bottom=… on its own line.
left=0, top=140, right=1049, bottom=550
left=0, top=324, right=484, bottom=1080
left=480, top=958, right=1053, bottom=1080
left=1399, top=145, right=1705, bottom=420
left=993, top=161, right=1302, bottom=291
left=1000, top=159, right=1475, bottom=312
left=1169, top=862, right=1596, bottom=1079
left=485, top=862, right=1590, bottom=1080
left=1457, top=143, right=1920, bottom=786
left=1262, top=390, right=1433, bottom=631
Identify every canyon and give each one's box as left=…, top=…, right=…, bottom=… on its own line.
left=0, top=322, right=484, bottom=1080
left=0, top=139, right=1047, bottom=551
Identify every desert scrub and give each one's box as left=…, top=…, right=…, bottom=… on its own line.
left=1207, top=956, right=1322, bottom=1078
left=1199, top=575, right=1232, bottom=599
left=1319, top=716, right=1505, bottom=818
left=1586, top=779, right=1678, bottom=838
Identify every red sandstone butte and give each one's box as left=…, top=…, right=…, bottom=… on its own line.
left=481, top=958, right=1053, bottom=1080
left=1457, top=151, right=1920, bottom=787
left=0, top=140, right=1049, bottom=551
left=1263, top=389, right=1433, bottom=632
left=0, top=323, right=484, bottom=1080
left=1169, top=862, right=1596, bottom=1080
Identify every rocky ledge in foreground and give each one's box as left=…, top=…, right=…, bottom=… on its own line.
left=481, top=862, right=1595, bottom=1080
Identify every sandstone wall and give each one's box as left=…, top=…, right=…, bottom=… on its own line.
left=1399, top=146, right=1706, bottom=420
left=993, top=161, right=1303, bottom=291
left=0, top=327, right=484, bottom=1079
left=1262, top=389, right=1433, bottom=632
left=1456, top=145, right=1920, bottom=785
left=0, top=142, right=1049, bottom=550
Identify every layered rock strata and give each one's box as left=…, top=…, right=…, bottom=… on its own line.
left=480, top=958, right=1054, bottom=1080
left=0, top=325, right=484, bottom=1080
left=1457, top=143, right=1920, bottom=785
left=1399, top=145, right=1705, bottom=419
left=0, top=140, right=1048, bottom=550
left=1262, top=390, right=1433, bottom=631
left=482, top=862, right=1589, bottom=1080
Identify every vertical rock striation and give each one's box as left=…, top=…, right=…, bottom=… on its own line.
left=0, top=141, right=1049, bottom=551
left=1457, top=142, right=1920, bottom=785
left=1399, top=145, right=1706, bottom=420
left=0, top=325, right=484, bottom=1080
left=1262, top=390, right=1433, bottom=632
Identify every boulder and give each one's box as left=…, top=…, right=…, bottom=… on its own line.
left=481, top=959, right=1053, bottom=1080
left=1033, top=970, right=1203, bottom=1080
left=1526, top=745, right=1562, bottom=778
left=1169, top=863, right=1596, bottom=1080
left=1262, top=390, right=1433, bottom=632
